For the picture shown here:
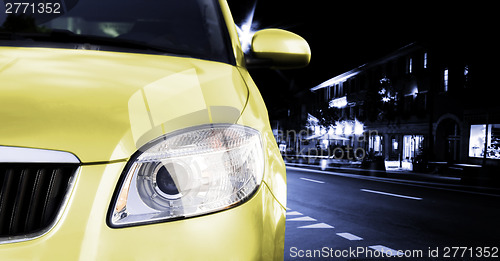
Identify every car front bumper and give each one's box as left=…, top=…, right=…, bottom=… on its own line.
left=0, top=162, right=286, bottom=260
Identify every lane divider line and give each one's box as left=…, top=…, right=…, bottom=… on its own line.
left=300, top=177, right=325, bottom=184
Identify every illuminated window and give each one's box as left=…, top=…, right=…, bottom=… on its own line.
left=469, top=124, right=500, bottom=159
left=464, top=65, right=469, bottom=88
left=403, top=135, right=425, bottom=161
left=369, top=134, right=383, bottom=155
left=469, top=125, right=486, bottom=158
left=392, top=137, right=398, bottom=150
left=490, top=124, right=500, bottom=159
left=409, top=58, right=413, bottom=73
left=423, top=52, right=428, bottom=69
left=443, top=68, right=449, bottom=92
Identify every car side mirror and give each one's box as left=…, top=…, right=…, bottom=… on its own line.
left=246, top=29, right=311, bottom=69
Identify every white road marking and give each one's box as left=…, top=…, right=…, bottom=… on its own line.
left=286, top=211, right=303, bottom=216
left=287, top=216, right=317, bottom=222
left=361, top=189, right=423, bottom=200
left=286, top=166, right=500, bottom=198
left=336, top=232, right=363, bottom=240
left=300, top=177, right=325, bottom=184
left=298, top=223, right=334, bottom=229
left=369, top=245, right=403, bottom=257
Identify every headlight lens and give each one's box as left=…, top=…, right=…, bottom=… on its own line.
left=109, top=124, right=264, bottom=227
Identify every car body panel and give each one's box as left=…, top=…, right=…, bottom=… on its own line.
left=236, top=68, right=287, bottom=208
left=0, top=47, right=248, bottom=163
left=0, top=0, right=288, bottom=259
left=218, top=0, right=246, bottom=67
left=0, top=163, right=286, bottom=260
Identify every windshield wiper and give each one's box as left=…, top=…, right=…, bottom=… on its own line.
left=1, top=29, right=191, bottom=56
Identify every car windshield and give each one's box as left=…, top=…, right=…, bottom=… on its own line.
left=0, top=0, right=231, bottom=63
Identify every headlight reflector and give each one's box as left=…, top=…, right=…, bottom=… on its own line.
left=109, top=124, right=264, bottom=227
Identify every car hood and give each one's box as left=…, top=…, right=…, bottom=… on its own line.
left=0, top=47, right=248, bottom=163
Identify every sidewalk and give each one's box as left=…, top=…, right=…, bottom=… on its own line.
left=284, top=157, right=500, bottom=195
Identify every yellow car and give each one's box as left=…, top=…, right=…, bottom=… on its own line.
left=0, top=0, right=310, bottom=260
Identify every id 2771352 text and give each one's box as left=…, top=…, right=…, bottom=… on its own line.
left=5, top=2, right=61, bottom=14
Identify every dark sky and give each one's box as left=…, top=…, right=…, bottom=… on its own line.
left=226, top=0, right=490, bottom=115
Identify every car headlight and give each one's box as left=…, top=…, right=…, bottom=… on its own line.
left=108, top=124, right=264, bottom=227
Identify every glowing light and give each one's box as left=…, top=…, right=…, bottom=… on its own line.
left=344, top=122, right=353, bottom=136
left=328, top=126, right=334, bottom=135
left=393, top=140, right=398, bottom=150
left=235, top=2, right=258, bottom=53
left=335, top=121, right=343, bottom=135
left=411, top=85, right=419, bottom=97
left=314, top=126, right=321, bottom=136
left=354, top=119, right=364, bottom=136
left=379, top=76, right=390, bottom=84
left=307, top=113, right=319, bottom=124
left=329, top=96, right=348, bottom=108
left=333, top=120, right=364, bottom=136
left=320, top=159, right=327, bottom=170
left=444, top=68, right=449, bottom=92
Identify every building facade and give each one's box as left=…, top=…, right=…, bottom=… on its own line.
left=308, top=41, right=498, bottom=180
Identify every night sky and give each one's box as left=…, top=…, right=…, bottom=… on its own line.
left=226, top=0, right=491, bottom=117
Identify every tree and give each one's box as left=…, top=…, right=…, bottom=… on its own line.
left=313, top=99, right=341, bottom=129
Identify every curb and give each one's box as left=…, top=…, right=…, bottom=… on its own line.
left=285, top=162, right=500, bottom=196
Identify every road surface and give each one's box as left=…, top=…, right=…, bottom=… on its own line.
left=284, top=166, right=500, bottom=260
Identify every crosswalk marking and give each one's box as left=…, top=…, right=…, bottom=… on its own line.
left=288, top=207, right=402, bottom=256
left=286, top=211, right=303, bottom=216
left=369, top=245, right=403, bottom=256
left=298, top=223, right=334, bottom=229
left=287, top=216, right=317, bottom=222
left=336, top=232, right=363, bottom=240
left=361, top=189, right=423, bottom=200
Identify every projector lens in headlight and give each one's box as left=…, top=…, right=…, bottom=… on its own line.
left=109, top=124, right=264, bottom=227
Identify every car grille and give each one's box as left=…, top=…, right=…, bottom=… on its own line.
left=0, top=163, right=78, bottom=238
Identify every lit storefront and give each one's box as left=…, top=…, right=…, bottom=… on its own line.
left=469, top=124, right=500, bottom=160
left=368, top=134, right=384, bottom=156
left=367, top=132, right=427, bottom=171
left=403, top=135, right=425, bottom=162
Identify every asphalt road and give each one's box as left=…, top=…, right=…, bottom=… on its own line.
left=284, top=166, right=500, bottom=261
